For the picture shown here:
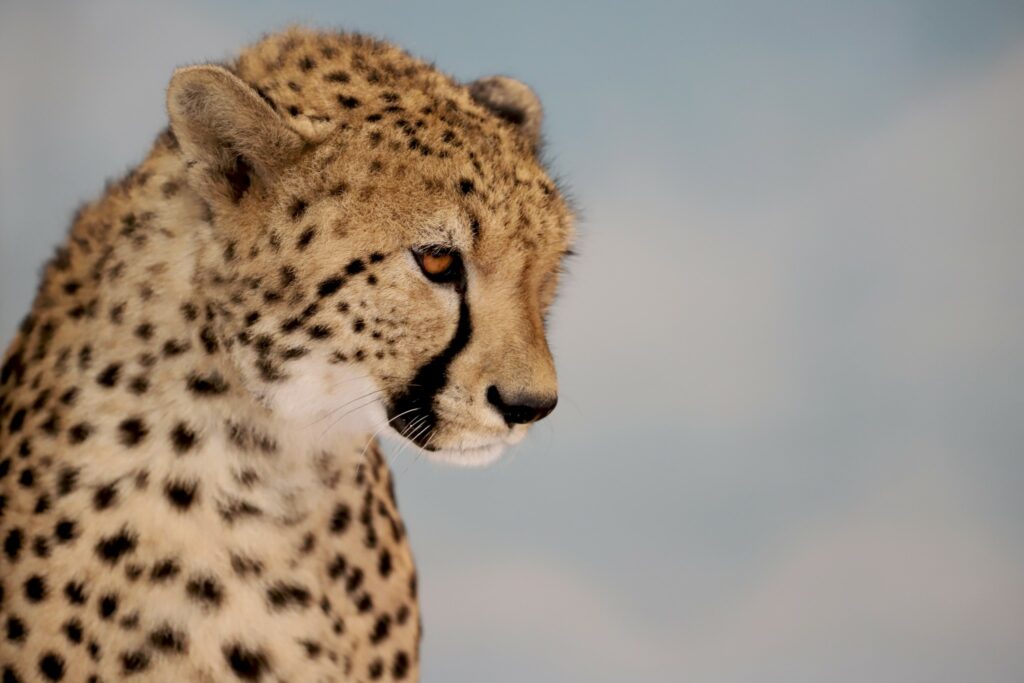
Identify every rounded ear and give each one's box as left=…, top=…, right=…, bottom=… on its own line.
left=468, top=76, right=543, bottom=152
left=166, top=65, right=305, bottom=204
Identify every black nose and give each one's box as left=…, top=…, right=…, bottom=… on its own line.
left=486, top=385, right=558, bottom=426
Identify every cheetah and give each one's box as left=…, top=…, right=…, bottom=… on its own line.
left=0, top=27, right=574, bottom=682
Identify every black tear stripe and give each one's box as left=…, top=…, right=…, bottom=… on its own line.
left=388, top=295, right=472, bottom=448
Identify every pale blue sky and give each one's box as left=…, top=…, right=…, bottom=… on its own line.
left=2, top=2, right=1024, bottom=682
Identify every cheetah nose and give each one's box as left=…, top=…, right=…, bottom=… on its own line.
left=486, top=385, right=558, bottom=426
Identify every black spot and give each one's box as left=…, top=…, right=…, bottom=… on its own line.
left=392, top=651, right=410, bottom=679
left=54, top=518, right=77, bottom=543
left=325, top=70, right=350, bottom=83
left=185, top=575, right=224, bottom=607
left=280, top=266, right=298, bottom=287
left=369, top=659, right=384, bottom=680
left=118, top=417, right=148, bottom=446
left=5, top=615, right=26, bottom=643
left=317, top=276, right=344, bottom=297
left=230, top=553, right=264, bottom=577
left=64, top=580, right=87, bottom=604
left=281, top=346, right=309, bottom=360
left=148, top=558, right=179, bottom=584
left=120, top=649, right=150, bottom=674
left=353, top=319, right=365, bottom=333
left=330, top=503, right=351, bottom=534
left=338, top=95, right=360, bottom=109
left=346, top=567, right=364, bottom=593
left=96, top=363, right=121, bottom=387
left=63, top=618, right=83, bottom=644
left=296, top=227, right=317, bottom=250
left=218, top=498, right=263, bottom=523
left=38, top=653, right=65, bottom=681
left=345, top=259, right=365, bottom=275
left=459, top=178, right=475, bottom=194
left=3, top=528, right=22, bottom=561
left=288, top=198, right=308, bottom=220
left=133, top=323, right=154, bottom=340
left=39, top=413, right=59, bottom=437
left=265, top=582, right=312, bottom=610
left=200, top=326, right=219, bottom=354
left=369, top=252, right=385, bottom=263
left=226, top=421, right=277, bottom=454
left=369, top=614, right=391, bottom=644
left=57, top=467, right=79, bottom=495
left=99, top=593, right=118, bottom=619
left=128, top=376, right=150, bottom=395
left=24, top=575, right=47, bottom=602
left=170, top=422, right=198, bottom=454
left=149, top=624, right=187, bottom=653
left=68, top=422, right=92, bottom=444
left=224, top=643, right=267, bottom=680
left=307, top=325, right=332, bottom=340
left=164, top=480, right=198, bottom=510
left=181, top=302, right=199, bottom=321
left=93, top=483, right=118, bottom=510
left=378, top=549, right=393, bottom=578
left=256, top=359, right=284, bottom=382
left=298, top=55, right=316, bottom=71
left=301, top=639, right=322, bottom=659
left=186, top=372, right=229, bottom=395
left=95, top=527, right=138, bottom=564
left=19, top=468, right=35, bottom=487
left=8, top=408, right=26, bottom=433
left=163, top=339, right=189, bottom=356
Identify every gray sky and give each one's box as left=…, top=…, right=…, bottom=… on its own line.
left=2, top=2, right=1023, bottom=681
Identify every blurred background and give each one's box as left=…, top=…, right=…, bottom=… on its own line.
left=2, top=2, right=1023, bottom=681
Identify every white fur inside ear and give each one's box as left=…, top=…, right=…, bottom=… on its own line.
left=468, top=76, right=543, bottom=150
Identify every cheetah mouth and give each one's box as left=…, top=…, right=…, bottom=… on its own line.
left=414, top=440, right=507, bottom=467
left=383, top=419, right=508, bottom=466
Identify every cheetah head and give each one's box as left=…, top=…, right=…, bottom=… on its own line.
left=166, top=43, right=573, bottom=466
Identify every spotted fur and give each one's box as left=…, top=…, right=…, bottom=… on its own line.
left=0, top=27, right=573, bottom=682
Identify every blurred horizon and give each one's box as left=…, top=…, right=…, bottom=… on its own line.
left=2, top=2, right=1024, bottom=682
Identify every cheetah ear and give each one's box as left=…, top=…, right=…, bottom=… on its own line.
left=468, top=76, right=543, bottom=152
left=166, top=65, right=305, bottom=204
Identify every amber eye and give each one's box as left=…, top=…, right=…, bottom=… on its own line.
left=420, top=252, right=453, bottom=276
left=413, top=247, right=464, bottom=285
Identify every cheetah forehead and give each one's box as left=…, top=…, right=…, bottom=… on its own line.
left=233, top=28, right=520, bottom=154
left=229, top=27, right=574, bottom=256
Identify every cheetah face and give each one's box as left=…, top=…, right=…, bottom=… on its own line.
left=168, top=66, right=573, bottom=465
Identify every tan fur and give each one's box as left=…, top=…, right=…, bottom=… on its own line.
left=0, top=27, right=573, bottom=682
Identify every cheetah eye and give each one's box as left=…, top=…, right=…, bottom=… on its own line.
left=413, top=247, right=463, bottom=284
